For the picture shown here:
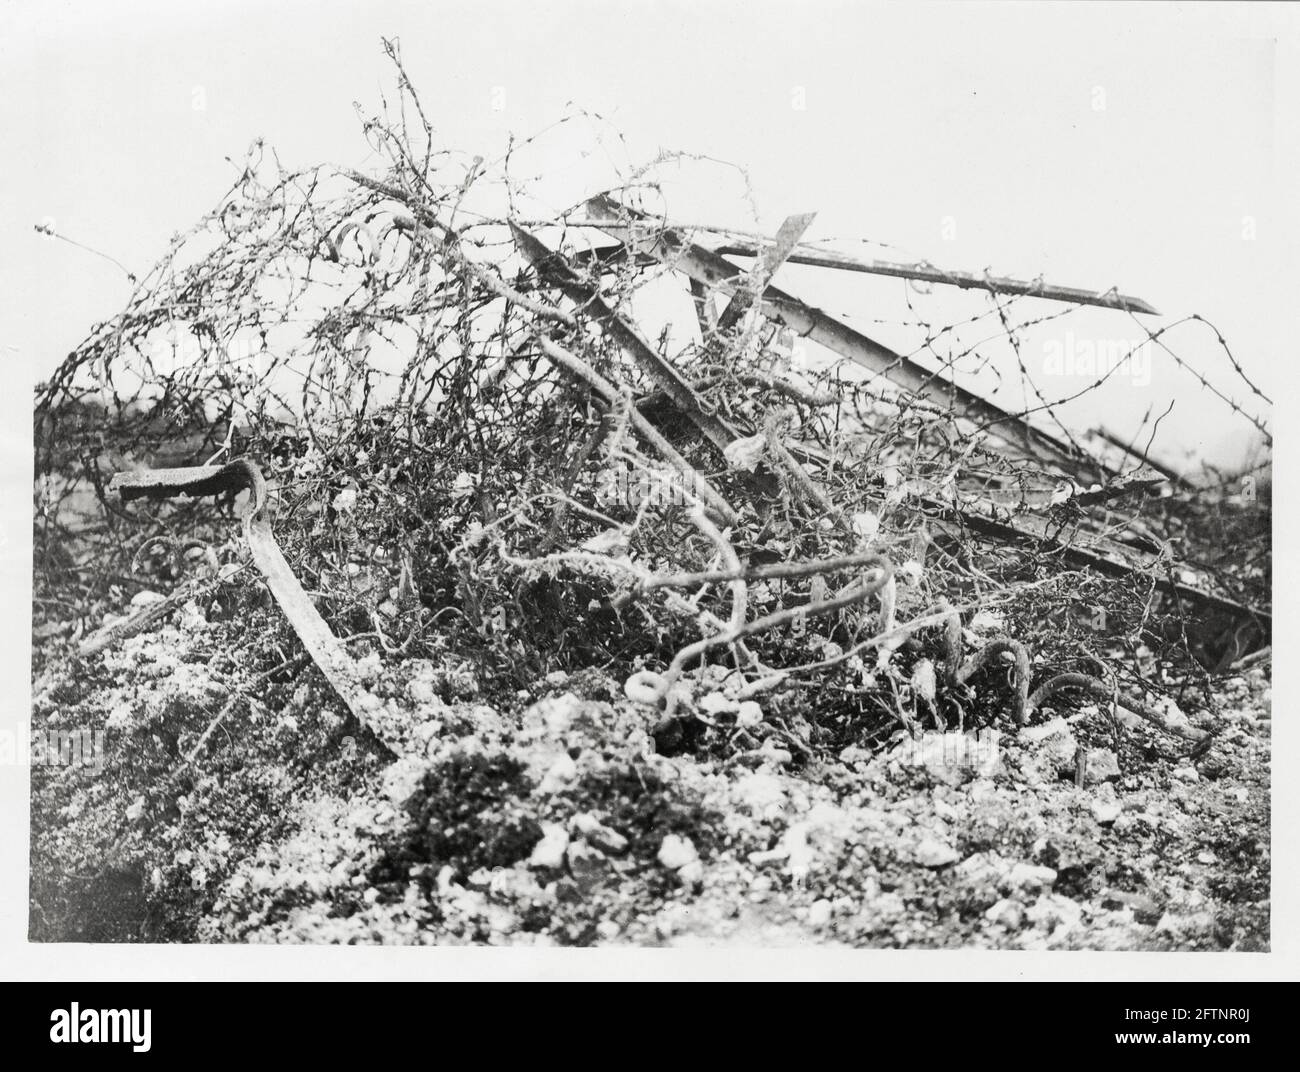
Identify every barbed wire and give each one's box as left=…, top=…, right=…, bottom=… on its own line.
left=34, top=48, right=1270, bottom=750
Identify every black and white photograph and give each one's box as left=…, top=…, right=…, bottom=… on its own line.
left=2, top=0, right=1293, bottom=989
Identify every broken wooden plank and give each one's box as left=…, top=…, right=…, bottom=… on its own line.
left=715, top=212, right=816, bottom=332
left=688, top=277, right=718, bottom=337
left=109, top=462, right=266, bottom=511
left=524, top=331, right=740, bottom=526
left=78, top=579, right=215, bottom=657
left=935, top=502, right=1270, bottom=631
left=511, top=221, right=837, bottom=514
left=566, top=238, right=1160, bottom=315
left=585, top=195, right=1108, bottom=480
left=510, top=221, right=737, bottom=455
left=709, top=243, right=1161, bottom=316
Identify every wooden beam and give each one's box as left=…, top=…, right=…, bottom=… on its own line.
left=510, top=221, right=837, bottom=514
left=585, top=195, right=1106, bottom=480
left=960, top=509, right=1271, bottom=631
left=509, top=221, right=738, bottom=456
left=688, top=277, right=718, bottom=338
left=561, top=237, right=1160, bottom=315
left=709, top=243, right=1161, bottom=316
left=715, top=212, right=816, bottom=332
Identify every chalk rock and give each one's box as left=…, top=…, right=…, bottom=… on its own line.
left=538, top=753, right=578, bottom=795
left=528, top=823, right=570, bottom=870
left=956, top=851, right=1009, bottom=889
left=985, top=898, right=1024, bottom=929
left=677, top=860, right=705, bottom=888
left=736, top=700, right=764, bottom=729
left=700, top=691, right=737, bottom=715
left=850, top=511, right=880, bottom=543
left=808, top=899, right=833, bottom=928
left=731, top=771, right=786, bottom=816
left=1020, top=717, right=1078, bottom=776
left=1084, top=748, right=1121, bottom=784
left=913, top=837, right=959, bottom=868
left=897, top=559, right=924, bottom=586
left=723, top=434, right=767, bottom=472
left=1155, top=911, right=1215, bottom=939
left=405, top=673, right=436, bottom=704
left=380, top=756, right=430, bottom=805
left=1006, top=862, right=1058, bottom=892
left=658, top=834, right=699, bottom=871
left=1026, top=894, right=1083, bottom=933
left=572, top=812, right=629, bottom=856
left=1091, top=797, right=1122, bottom=825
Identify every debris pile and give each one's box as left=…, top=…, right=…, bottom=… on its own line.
left=30, top=44, right=1270, bottom=946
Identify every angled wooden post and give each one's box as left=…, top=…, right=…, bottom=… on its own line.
left=715, top=212, right=816, bottom=333
left=510, top=221, right=738, bottom=456
left=585, top=195, right=1111, bottom=479
left=510, top=221, right=837, bottom=514
left=708, top=242, right=1160, bottom=315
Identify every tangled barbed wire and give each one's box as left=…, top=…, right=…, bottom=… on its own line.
left=34, top=41, right=1270, bottom=761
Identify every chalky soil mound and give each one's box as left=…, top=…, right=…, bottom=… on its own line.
left=30, top=616, right=1269, bottom=947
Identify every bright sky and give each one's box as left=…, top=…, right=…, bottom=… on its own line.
left=2, top=0, right=1295, bottom=472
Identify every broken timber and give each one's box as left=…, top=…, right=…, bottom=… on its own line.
left=583, top=195, right=1107, bottom=481
left=348, top=172, right=1263, bottom=636
left=577, top=199, right=1263, bottom=632
left=708, top=242, right=1160, bottom=315
left=344, top=170, right=746, bottom=522
left=569, top=239, right=1160, bottom=315
left=509, top=220, right=838, bottom=516
left=714, top=212, right=816, bottom=332
left=508, top=221, right=739, bottom=454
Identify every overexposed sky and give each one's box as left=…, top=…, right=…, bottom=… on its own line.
left=1, top=0, right=1295, bottom=471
